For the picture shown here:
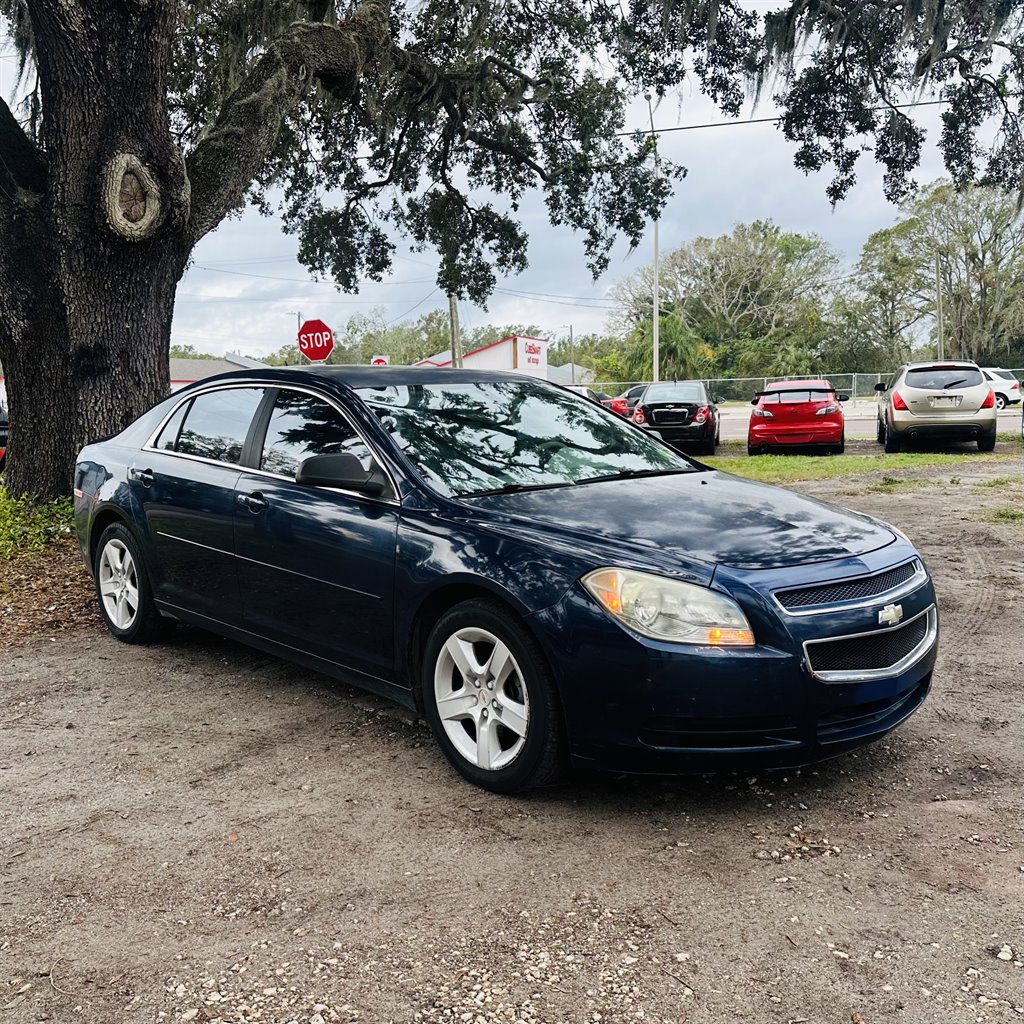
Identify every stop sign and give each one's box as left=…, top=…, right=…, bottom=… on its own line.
left=297, top=319, right=334, bottom=362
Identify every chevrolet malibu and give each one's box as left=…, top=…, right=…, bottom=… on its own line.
left=74, top=367, right=938, bottom=793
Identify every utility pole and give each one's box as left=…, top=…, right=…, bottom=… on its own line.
left=934, top=253, right=944, bottom=360
left=646, top=94, right=661, bottom=383
left=448, top=293, right=463, bottom=368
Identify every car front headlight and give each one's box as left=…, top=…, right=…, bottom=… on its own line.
left=582, top=568, right=755, bottom=646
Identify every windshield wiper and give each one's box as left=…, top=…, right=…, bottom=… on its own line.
left=457, top=480, right=576, bottom=499
left=575, top=467, right=695, bottom=486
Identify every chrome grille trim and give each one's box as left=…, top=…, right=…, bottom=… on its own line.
left=803, top=605, right=938, bottom=683
left=773, top=559, right=927, bottom=617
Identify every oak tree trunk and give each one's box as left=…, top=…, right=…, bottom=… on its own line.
left=0, top=0, right=191, bottom=501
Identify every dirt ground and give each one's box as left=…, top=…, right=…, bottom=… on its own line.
left=2, top=450, right=1023, bottom=1024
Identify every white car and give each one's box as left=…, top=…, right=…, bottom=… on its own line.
left=980, top=367, right=1022, bottom=410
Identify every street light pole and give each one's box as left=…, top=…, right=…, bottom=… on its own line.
left=646, top=94, right=660, bottom=384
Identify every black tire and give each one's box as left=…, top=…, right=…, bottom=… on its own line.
left=876, top=418, right=885, bottom=444
left=93, top=523, right=168, bottom=644
left=421, top=599, right=564, bottom=794
left=747, top=444, right=762, bottom=456
left=698, top=435, right=716, bottom=456
left=977, top=432, right=996, bottom=452
left=883, top=419, right=902, bottom=453
left=834, top=434, right=845, bottom=455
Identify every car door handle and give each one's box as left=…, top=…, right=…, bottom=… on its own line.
left=129, top=467, right=154, bottom=486
left=237, top=492, right=269, bottom=513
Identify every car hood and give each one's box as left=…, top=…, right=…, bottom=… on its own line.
left=469, top=470, right=896, bottom=571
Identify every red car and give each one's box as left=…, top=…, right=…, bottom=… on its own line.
left=602, top=395, right=629, bottom=416
left=748, top=379, right=848, bottom=455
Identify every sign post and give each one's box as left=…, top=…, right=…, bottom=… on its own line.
left=297, top=319, right=335, bottom=363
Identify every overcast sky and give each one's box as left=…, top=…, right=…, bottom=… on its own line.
left=175, top=87, right=952, bottom=360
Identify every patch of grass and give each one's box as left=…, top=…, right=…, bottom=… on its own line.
left=0, top=488, right=75, bottom=559
left=977, top=474, right=1024, bottom=488
left=979, top=506, right=1024, bottom=524
left=997, top=431, right=1023, bottom=443
left=864, top=476, right=928, bottom=494
left=703, top=450, right=1010, bottom=484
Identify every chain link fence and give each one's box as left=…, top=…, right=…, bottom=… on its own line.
left=591, top=370, right=1024, bottom=403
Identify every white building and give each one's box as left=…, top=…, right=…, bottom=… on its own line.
left=416, top=334, right=551, bottom=378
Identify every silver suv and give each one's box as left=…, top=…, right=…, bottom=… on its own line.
left=875, top=360, right=998, bottom=452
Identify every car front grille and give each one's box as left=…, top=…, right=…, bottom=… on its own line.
left=805, top=607, right=935, bottom=681
left=776, top=559, right=922, bottom=611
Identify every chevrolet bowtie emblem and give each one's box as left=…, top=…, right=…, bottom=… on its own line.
left=878, top=603, right=904, bottom=626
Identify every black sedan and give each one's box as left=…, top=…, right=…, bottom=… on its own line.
left=74, top=366, right=937, bottom=793
left=631, top=381, right=721, bottom=454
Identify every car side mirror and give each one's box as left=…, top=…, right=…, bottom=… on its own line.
left=874, top=383, right=887, bottom=392
left=714, top=396, right=724, bottom=405
left=838, top=394, right=850, bottom=402
left=296, top=453, right=387, bottom=496
left=750, top=398, right=759, bottom=406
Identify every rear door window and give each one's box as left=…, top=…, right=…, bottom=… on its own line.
left=155, top=399, right=191, bottom=451
left=175, top=387, right=265, bottom=464
left=905, top=367, right=984, bottom=390
left=259, top=390, right=375, bottom=478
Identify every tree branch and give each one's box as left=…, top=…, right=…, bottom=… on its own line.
left=185, top=1, right=394, bottom=244
left=0, top=95, right=47, bottom=197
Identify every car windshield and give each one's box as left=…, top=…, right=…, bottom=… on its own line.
left=643, top=383, right=704, bottom=403
left=355, top=379, right=695, bottom=497
left=906, top=367, right=984, bottom=390
left=762, top=389, right=833, bottom=404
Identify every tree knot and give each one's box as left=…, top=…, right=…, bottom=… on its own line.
left=103, top=153, right=161, bottom=240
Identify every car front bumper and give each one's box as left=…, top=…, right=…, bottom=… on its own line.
left=530, top=545, right=937, bottom=774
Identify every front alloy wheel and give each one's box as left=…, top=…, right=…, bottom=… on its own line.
left=423, top=599, right=563, bottom=793
left=434, top=627, right=530, bottom=771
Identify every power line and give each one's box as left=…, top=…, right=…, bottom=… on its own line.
left=386, top=287, right=441, bottom=325
left=622, top=98, right=948, bottom=137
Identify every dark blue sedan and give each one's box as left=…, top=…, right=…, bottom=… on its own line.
left=74, top=366, right=938, bottom=792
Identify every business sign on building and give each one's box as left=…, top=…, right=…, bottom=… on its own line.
left=512, top=335, right=549, bottom=379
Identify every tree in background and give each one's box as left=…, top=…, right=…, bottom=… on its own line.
left=848, top=221, right=926, bottom=365
left=168, top=343, right=220, bottom=361
left=901, top=183, right=1024, bottom=363
left=613, top=221, right=839, bottom=375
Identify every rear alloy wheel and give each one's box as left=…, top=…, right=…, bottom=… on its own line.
left=995, top=394, right=1007, bottom=411
left=883, top=418, right=902, bottom=453
left=94, top=523, right=167, bottom=643
left=423, top=600, right=562, bottom=793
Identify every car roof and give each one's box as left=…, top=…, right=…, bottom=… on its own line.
left=764, top=379, right=832, bottom=390
left=177, top=365, right=545, bottom=390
